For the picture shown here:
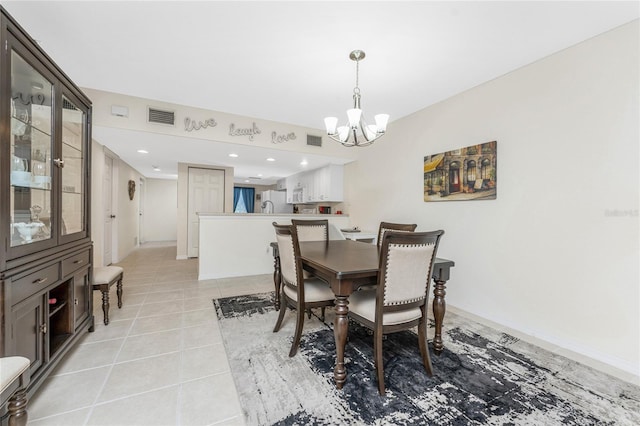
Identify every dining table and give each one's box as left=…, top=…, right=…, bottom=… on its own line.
left=270, top=239, right=455, bottom=389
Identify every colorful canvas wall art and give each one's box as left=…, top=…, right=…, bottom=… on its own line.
left=424, top=141, right=497, bottom=202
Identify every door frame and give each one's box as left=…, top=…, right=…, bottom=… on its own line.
left=103, top=150, right=119, bottom=265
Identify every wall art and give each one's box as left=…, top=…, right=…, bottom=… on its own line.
left=424, top=141, right=497, bottom=202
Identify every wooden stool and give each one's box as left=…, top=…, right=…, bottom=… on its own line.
left=0, top=356, right=30, bottom=426
left=92, top=266, right=124, bottom=325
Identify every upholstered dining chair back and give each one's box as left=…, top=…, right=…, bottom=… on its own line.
left=273, top=223, right=300, bottom=288
left=292, top=219, right=329, bottom=242
left=376, top=222, right=417, bottom=248
left=378, top=230, right=443, bottom=311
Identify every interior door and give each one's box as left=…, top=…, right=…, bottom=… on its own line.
left=103, top=155, right=113, bottom=265
left=187, top=168, right=224, bottom=258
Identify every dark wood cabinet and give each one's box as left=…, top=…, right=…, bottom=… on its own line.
left=0, top=6, right=93, bottom=397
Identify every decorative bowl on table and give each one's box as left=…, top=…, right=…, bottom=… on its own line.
left=13, top=222, right=45, bottom=241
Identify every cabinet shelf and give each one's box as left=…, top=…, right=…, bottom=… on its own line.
left=11, top=115, right=52, bottom=138
left=48, top=300, right=68, bottom=317
left=11, top=182, right=52, bottom=190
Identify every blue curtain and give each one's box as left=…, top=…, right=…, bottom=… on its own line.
left=244, top=188, right=255, bottom=213
left=233, top=187, right=255, bottom=213
left=233, top=187, right=242, bottom=212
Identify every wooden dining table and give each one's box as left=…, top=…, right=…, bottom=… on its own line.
left=270, top=239, right=455, bottom=389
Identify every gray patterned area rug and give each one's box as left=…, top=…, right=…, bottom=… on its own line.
left=213, top=292, right=640, bottom=425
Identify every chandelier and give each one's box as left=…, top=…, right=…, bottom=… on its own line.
left=324, top=50, right=389, bottom=147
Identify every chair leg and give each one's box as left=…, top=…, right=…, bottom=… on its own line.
left=273, top=292, right=287, bottom=332
left=374, top=329, right=385, bottom=395
left=320, top=307, right=326, bottom=322
left=418, top=317, right=434, bottom=376
left=306, top=309, right=312, bottom=319
left=289, top=305, right=306, bottom=357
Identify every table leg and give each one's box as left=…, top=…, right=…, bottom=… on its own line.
left=432, top=277, right=447, bottom=354
left=333, top=295, right=349, bottom=389
left=273, top=256, right=281, bottom=310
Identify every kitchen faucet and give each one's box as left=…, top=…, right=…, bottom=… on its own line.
left=261, top=200, right=274, bottom=214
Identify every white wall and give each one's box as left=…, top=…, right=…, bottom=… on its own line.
left=344, top=21, right=639, bottom=379
left=143, top=178, right=178, bottom=241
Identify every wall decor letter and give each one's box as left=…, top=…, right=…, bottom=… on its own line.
left=271, top=131, right=297, bottom=144
left=229, top=122, right=261, bottom=141
left=184, top=117, right=217, bottom=132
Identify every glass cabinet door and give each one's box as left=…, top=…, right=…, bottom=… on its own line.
left=9, top=50, right=54, bottom=247
left=60, top=96, right=86, bottom=237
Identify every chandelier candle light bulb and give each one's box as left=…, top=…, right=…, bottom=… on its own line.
left=324, top=50, right=389, bottom=147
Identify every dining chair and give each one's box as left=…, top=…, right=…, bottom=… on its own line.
left=272, top=222, right=335, bottom=357
left=291, top=219, right=330, bottom=319
left=291, top=219, right=329, bottom=242
left=376, top=221, right=417, bottom=248
left=348, top=229, right=444, bottom=395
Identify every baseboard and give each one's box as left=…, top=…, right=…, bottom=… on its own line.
left=446, top=305, right=640, bottom=386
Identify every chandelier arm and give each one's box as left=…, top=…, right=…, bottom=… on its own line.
left=359, top=117, right=373, bottom=143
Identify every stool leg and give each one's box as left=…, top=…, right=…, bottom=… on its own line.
left=8, top=388, right=28, bottom=426
left=101, top=286, right=110, bottom=325
left=116, top=277, right=123, bottom=309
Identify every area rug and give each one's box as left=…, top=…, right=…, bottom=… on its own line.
left=213, top=292, right=640, bottom=425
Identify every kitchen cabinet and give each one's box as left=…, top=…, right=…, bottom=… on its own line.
left=276, top=178, right=286, bottom=191
left=0, top=6, right=93, bottom=397
left=284, top=164, right=344, bottom=204
left=312, top=164, right=343, bottom=202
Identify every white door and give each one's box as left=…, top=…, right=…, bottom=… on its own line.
left=187, top=167, right=225, bottom=258
left=103, top=155, right=114, bottom=265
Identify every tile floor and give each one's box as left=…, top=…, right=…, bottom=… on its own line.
left=27, top=242, right=272, bottom=426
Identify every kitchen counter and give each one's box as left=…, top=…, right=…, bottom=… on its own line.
left=197, top=213, right=350, bottom=279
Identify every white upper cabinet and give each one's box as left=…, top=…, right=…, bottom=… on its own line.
left=285, top=164, right=344, bottom=203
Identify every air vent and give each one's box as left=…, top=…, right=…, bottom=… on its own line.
left=307, top=134, right=322, bottom=147
left=62, top=98, right=78, bottom=110
left=148, top=107, right=175, bottom=125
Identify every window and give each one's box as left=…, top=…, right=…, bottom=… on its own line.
left=467, top=160, right=476, bottom=181
left=481, top=159, right=491, bottom=180
left=233, top=187, right=255, bottom=213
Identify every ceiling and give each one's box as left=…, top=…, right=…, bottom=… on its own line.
left=3, top=1, right=638, bottom=183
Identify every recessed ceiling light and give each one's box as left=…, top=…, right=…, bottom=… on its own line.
left=137, top=149, right=149, bottom=154
left=266, top=158, right=275, bottom=162
left=152, top=166, right=161, bottom=171
left=244, top=179, right=250, bottom=183
left=229, top=153, right=238, bottom=158
left=257, top=174, right=263, bottom=177
left=300, top=160, right=308, bottom=166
